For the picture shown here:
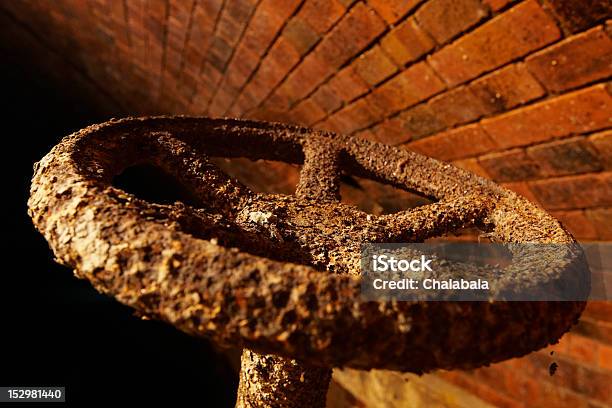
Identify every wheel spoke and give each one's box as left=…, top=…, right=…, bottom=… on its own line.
left=148, top=133, right=253, bottom=213
left=374, top=193, right=493, bottom=242
left=295, top=136, right=341, bottom=201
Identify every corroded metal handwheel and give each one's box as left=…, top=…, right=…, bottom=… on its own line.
left=29, top=117, right=585, bottom=407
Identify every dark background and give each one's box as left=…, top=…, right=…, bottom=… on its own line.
left=0, top=13, right=238, bottom=407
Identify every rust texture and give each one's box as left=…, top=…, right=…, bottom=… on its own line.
left=236, top=349, right=331, bottom=407
left=28, top=116, right=585, bottom=375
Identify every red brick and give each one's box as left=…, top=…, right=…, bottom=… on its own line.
left=585, top=207, right=612, bottom=240
left=327, top=66, right=369, bottom=102
left=317, top=115, right=344, bottom=134
left=239, top=78, right=271, bottom=112
left=531, top=136, right=603, bottom=176
left=453, top=158, right=491, bottom=178
left=226, top=44, right=260, bottom=89
left=526, top=26, right=612, bottom=93
left=367, top=0, right=423, bottom=24
left=241, top=0, right=300, bottom=56
left=354, top=128, right=376, bottom=142
left=329, top=97, right=384, bottom=133
left=469, top=63, right=545, bottom=113
left=216, top=0, right=256, bottom=45
left=523, top=352, right=584, bottom=394
left=544, top=0, right=612, bottom=33
left=207, top=36, right=233, bottom=71
left=209, top=86, right=237, bottom=116
left=549, top=210, right=598, bottom=240
left=274, top=52, right=334, bottom=107
left=483, top=0, right=513, bottom=11
left=481, top=85, right=612, bottom=149
left=282, top=17, right=320, bottom=56
left=575, top=317, right=612, bottom=346
left=311, top=85, right=343, bottom=114
left=529, top=172, right=612, bottom=210
left=369, top=62, right=446, bottom=116
left=600, top=341, right=612, bottom=370
left=479, top=380, right=528, bottom=408
left=470, top=365, right=508, bottom=391
left=406, top=123, right=497, bottom=160
left=473, top=364, right=547, bottom=407
left=289, top=98, right=326, bottom=125
left=201, top=63, right=223, bottom=92
left=260, top=36, right=301, bottom=90
left=500, top=181, right=539, bottom=204
left=226, top=101, right=245, bottom=118
left=371, top=118, right=411, bottom=145
left=428, top=0, right=561, bottom=86
left=500, top=366, right=543, bottom=406
left=316, top=33, right=351, bottom=69
left=316, top=2, right=386, bottom=68
left=297, top=0, right=346, bottom=34
left=380, top=17, right=435, bottom=66
left=576, top=366, right=612, bottom=405
left=479, top=149, right=542, bottom=181
left=590, top=130, right=612, bottom=169
left=276, top=4, right=382, bottom=108
left=452, top=373, right=523, bottom=408
left=397, top=103, right=446, bottom=138
left=239, top=36, right=300, bottom=109
left=353, top=45, right=398, bottom=86
left=539, top=381, right=590, bottom=408
left=264, top=85, right=294, bottom=110
left=248, top=105, right=292, bottom=122
left=584, top=302, right=612, bottom=323
left=428, top=85, right=492, bottom=127
left=415, top=0, right=488, bottom=44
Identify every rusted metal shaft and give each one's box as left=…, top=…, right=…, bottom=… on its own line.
left=236, top=348, right=331, bottom=408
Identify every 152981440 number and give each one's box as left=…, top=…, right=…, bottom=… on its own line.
left=1, top=387, right=65, bottom=402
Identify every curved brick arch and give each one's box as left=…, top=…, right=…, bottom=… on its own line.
left=2, top=0, right=609, bottom=243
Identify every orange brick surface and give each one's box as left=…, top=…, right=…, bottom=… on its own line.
left=407, top=123, right=497, bottom=160
left=585, top=208, right=612, bottom=240
left=327, top=66, right=370, bottom=103
left=414, top=0, right=488, bottom=44
left=428, top=0, right=560, bottom=86
left=481, top=85, right=612, bottom=149
left=479, top=149, right=542, bottom=181
left=367, top=0, right=423, bottom=24
left=380, top=17, right=435, bottom=66
left=468, top=63, right=545, bottom=112
left=397, top=103, right=446, bottom=138
left=297, top=0, right=346, bottom=35
left=353, top=45, right=398, bottom=86
left=368, top=62, right=445, bottom=116
left=526, top=26, right=612, bottom=92
left=370, top=118, right=410, bottom=145
left=590, top=130, right=612, bottom=169
left=529, top=172, right=612, bottom=209
left=427, top=85, right=492, bottom=127
left=549, top=210, right=598, bottom=240
left=527, top=136, right=603, bottom=176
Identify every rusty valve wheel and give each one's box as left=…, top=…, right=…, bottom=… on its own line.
left=29, top=117, right=585, bottom=407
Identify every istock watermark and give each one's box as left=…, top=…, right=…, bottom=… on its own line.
left=361, top=243, right=610, bottom=302
left=372, top=254, right=433, bottom=272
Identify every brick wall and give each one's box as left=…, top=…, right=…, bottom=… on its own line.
left=2, top=0, right=610, bottom=406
